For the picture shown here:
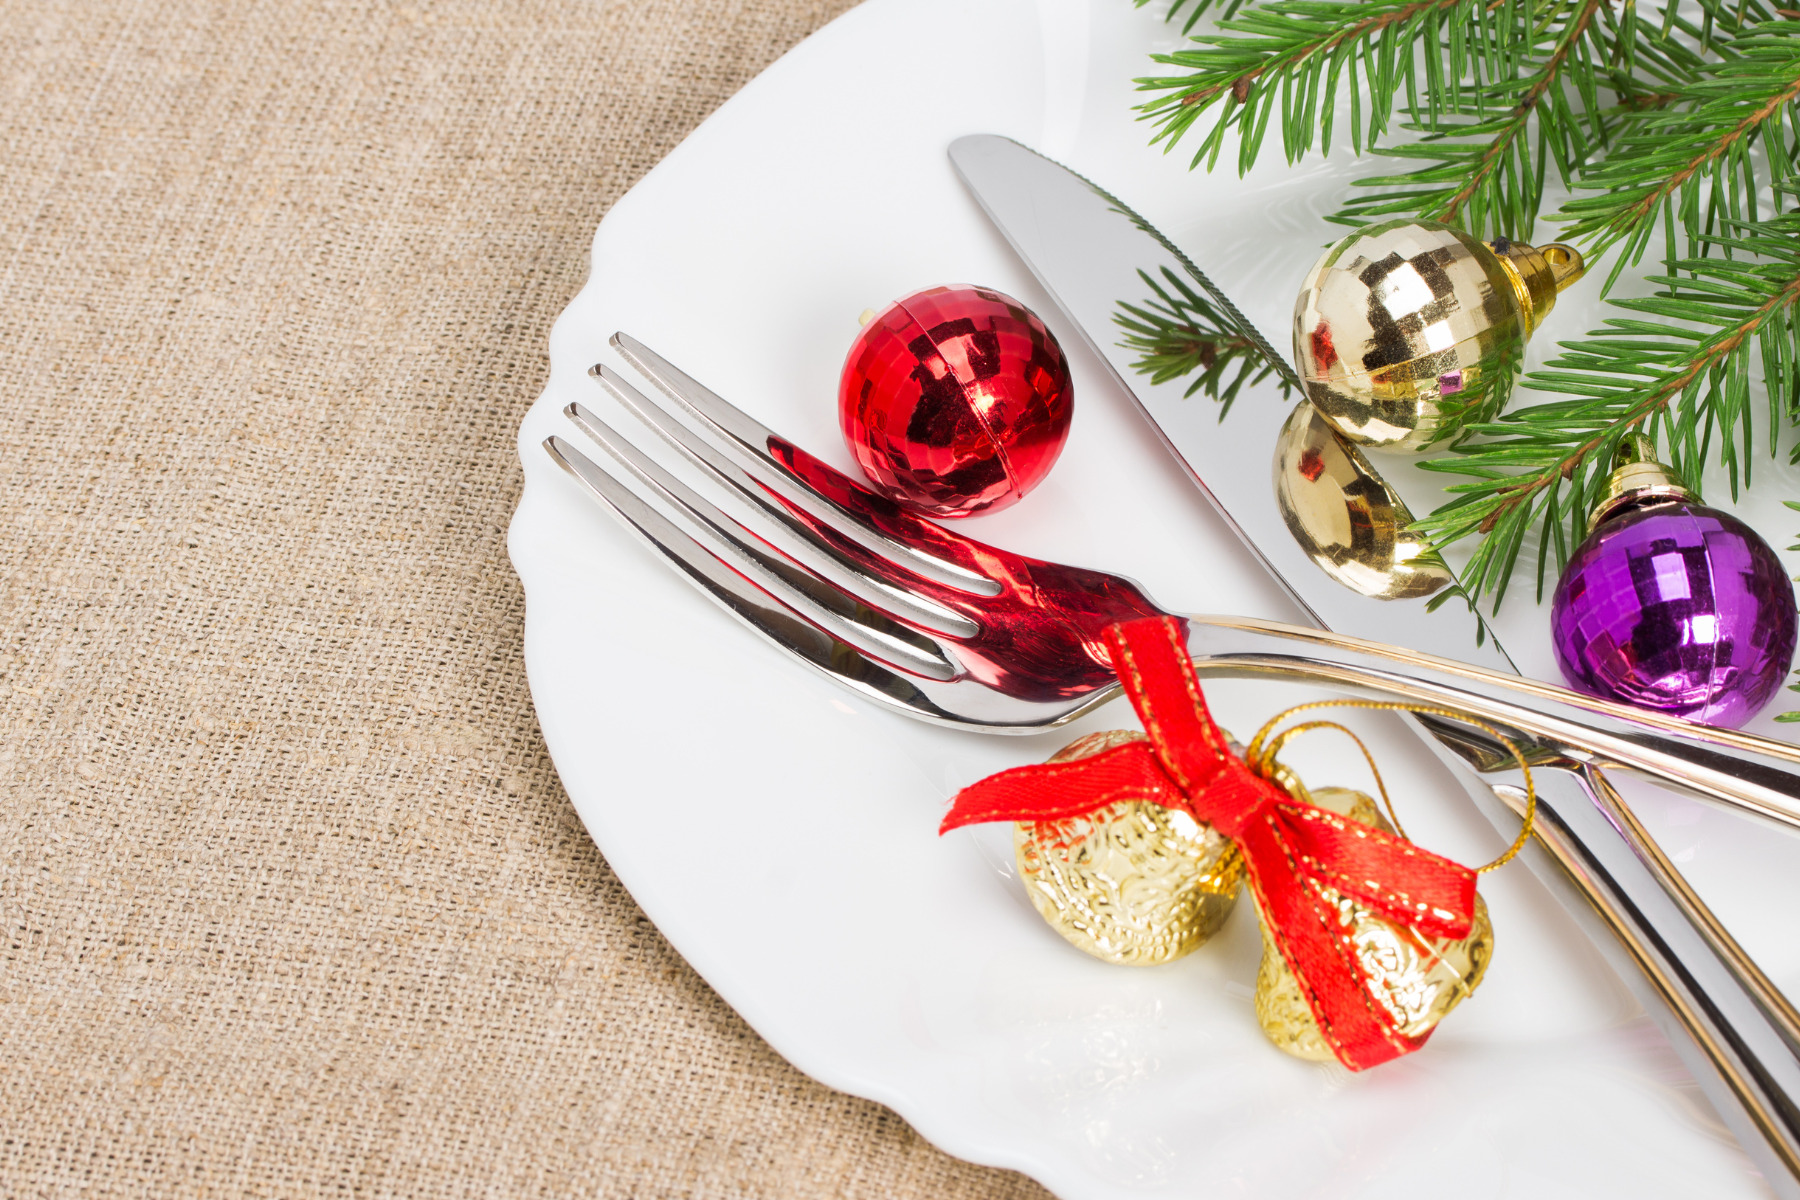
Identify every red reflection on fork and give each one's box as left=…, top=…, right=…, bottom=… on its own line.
left=766, top=436, right=1169, bottom=702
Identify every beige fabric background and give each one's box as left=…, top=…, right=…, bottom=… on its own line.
left=0, top=2, right=1054, bottom=1195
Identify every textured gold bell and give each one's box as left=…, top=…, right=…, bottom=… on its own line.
left=1253, top=782, right=1493, bottom=1061
left=1013, top=730, right=1245, bottom=965
left=1293, top=219, right=1584, bottom=452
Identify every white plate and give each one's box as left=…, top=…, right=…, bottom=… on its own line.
left=508, top=2, right=1800, bottom=1195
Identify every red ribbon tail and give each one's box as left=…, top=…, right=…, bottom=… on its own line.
left=1239, top=816, right=1423, bottom=1070
left=939, top=742, right=1180, bottom=834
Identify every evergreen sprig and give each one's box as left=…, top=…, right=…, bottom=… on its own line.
left=1131, top=0, right=1800, bottom=608
left=1328, top=3, right=1738, bottom=240
left=1136, top=0, right=1762, bottom=241
left=1330, top=0, right=1685, bottom=239
left=1414, top=216, right=1800, bottom=606
left=1557, top=23, right=1800, bottom=279
left=1136, top=0, right=1476, bottom=175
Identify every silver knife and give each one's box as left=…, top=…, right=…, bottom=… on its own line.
left=950, top=132, right=1800, bottom=1194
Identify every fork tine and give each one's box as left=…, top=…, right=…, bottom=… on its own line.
left=543, top=435, right=969, bottom=719
left=546, top=422, right=959, bottom=682
left=610, top=332, right=1003, bottom=598
left=579, top=377, right=980, bottom=640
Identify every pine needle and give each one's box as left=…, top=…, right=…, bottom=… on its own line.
left=1129, top=0, right=1800, bottom=608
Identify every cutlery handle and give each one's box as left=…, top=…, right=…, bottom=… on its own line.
left=1180, top=615, right=1800, bottom=1191
left=1182, top=613, right=1800, bottom=834
left=1432, top=754, right=1800, bottom=1196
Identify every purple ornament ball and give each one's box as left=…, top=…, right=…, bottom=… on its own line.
left=1550, top=500, right=1798, bottom=727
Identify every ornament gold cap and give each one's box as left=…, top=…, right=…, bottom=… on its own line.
left=1485, top=239, right=1585, bottom=336
left=1589, top=433, right=1693, bottom=532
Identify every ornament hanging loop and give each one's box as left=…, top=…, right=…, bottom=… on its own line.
left=1540, top=243, right=1585, bottom=290
left=1242, top=699, right=1537, bottom=875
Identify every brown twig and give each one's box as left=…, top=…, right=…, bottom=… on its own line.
left=1435, top=0, right=1606, bottom=225
left=1615, top=89, right=1683, bottom=111
left=1179, top=0, right=1464, bottom=107
left=1473, top=269, right=1800, bottom=534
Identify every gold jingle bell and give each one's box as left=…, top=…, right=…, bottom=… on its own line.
left=1293, top=219, right=1584, bottom=452
left=1252, top=783, right=1493, bottom=1062
left=1014, top=730, right=1245, bottom=965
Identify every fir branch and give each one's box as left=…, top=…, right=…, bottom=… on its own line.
left=1321, top=0, right=1732, bottom=238
left=1555, top=21, right=1800, bottom=279
left=1116, top=266, right=1295, bottom=413
left=1135, top=0, right=1477, bottom=174
left=1138, top=0, right=1769, bottom=241
left=1412, top=217, right=1800, bottom=605
left=1329, top=0, right=1619, bottom=239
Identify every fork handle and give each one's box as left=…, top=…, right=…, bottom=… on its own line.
left=1181, top=613, right=1800, bottom=833
left=1180, top=614, right=1800, bottom=1193
left=1443, top=758, right=1800, bottom=1195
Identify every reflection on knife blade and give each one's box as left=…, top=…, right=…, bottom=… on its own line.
left=1116, top=264, right=1295, bottom=414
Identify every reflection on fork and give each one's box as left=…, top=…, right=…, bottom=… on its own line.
left=544, top=334, right=1800, bottom=832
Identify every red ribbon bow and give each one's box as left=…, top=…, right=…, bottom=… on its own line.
left=941, top=615, right=1477, bottom=1070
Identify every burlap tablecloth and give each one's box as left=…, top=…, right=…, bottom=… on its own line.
left=0, top=3, right=1054, bottom=1194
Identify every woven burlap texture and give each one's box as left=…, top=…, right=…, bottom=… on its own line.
left=0, top=3, right=1055, bottom=1196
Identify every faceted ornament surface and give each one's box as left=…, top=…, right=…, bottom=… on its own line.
left=1550, top=499, right=1799, bottom=726
left=1291, top=219, right=1527, bottom=452
left=839, top=285, right=1073, bottom=518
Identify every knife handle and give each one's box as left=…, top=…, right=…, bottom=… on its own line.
left=1429, top=753, right=1800, bottom=1196
left=1182, top=613, right=1800, bottom=836
left=1182, top=613, right=1800, bottom=1190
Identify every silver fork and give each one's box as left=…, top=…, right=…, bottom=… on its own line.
left=546, top=334, right=1800, bottom=1188
left=545, top=334, right=1800, bottom=828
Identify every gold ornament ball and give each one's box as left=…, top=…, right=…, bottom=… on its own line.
left=1013, top=730, right=1244, bottom=966
left=1253, top=784, right=1493, bottom=1062
left=1293, top=219, right=1582, bottom=452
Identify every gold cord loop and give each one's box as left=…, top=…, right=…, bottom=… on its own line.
left=1243, top=699, right=1536, bottom=875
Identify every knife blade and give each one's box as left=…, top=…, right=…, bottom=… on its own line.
left=950, top=131, right=1800, bottom=1193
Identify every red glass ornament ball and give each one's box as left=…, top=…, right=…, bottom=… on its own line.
left=839, top=285, right=1074, bottom=518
